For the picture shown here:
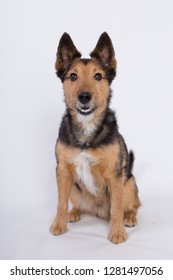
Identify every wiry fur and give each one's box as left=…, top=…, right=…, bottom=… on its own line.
left=50, top=32, right=141, bottom=243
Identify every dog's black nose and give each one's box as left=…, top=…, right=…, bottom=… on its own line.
left=78, top=92, right=91, bottom=104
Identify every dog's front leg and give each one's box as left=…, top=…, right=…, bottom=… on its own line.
left=50, top=163, right=73, bottom=236
left=108, top=176, right=128, bottom=244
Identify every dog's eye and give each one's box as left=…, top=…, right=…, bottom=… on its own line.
left=94, top=73, right=103, bottom=81
left=70, top=73, right=78, bottom=81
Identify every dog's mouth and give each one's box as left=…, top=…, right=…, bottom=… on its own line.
left=77, top=106, right=95, bottom=115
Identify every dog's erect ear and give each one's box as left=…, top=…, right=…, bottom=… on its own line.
left=55, top=33, right=81, bottom=81
left=90, top=32, right=116, bottom=83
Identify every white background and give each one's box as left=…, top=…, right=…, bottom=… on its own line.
left=0, top=0, right=173, bottom=260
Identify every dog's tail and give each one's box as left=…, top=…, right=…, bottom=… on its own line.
left=127, top=150, right=135, bottom=179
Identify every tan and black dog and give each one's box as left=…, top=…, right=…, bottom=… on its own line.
left=50, top=32, right=141, bottom=243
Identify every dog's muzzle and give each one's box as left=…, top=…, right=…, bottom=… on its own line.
left=77, top=92, right=94, bottom=115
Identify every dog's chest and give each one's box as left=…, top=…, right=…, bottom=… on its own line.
left=74, top=151, right=97, bottom=196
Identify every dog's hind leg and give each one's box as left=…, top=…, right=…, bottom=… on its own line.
left=123, top=176, right=141, bottom=227
left=68, top=208, right=81, bottom=222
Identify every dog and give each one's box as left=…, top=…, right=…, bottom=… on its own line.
left=50, top=32, right=141, bottom=243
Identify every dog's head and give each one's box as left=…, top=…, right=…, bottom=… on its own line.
left=55, top=32, right=116, bottom=117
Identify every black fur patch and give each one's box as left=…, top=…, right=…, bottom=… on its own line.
left=56, top=58, right=80, bottom=82
left=56, top=68, right=68, bottom=82
left=115, top=135, right=128, bottom=178
left=75, top=183, right=82, bottom=193
left=81, top=58, right=90, bottom=65
left=58, top=108, right=122, bottom=149
left=102, top=65, right=116, bottom=84
left=127, top=151, right=135, bottom=179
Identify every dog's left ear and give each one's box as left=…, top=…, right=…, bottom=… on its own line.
left=55, top=33, right=81, bottom=81
left=90, top=32, right=116, bottom=83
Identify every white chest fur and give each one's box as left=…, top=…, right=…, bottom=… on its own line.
left=77, top=113, right=96, bottom=137
left=74, top=151, right=97, bottom=196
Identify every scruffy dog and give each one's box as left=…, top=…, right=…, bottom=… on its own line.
left=50, top=32, right=141, bottom=243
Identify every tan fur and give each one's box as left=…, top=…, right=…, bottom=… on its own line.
left=64, top=60, right=109, bottom=118
left=123, top=177, right=141, bottom=226
left=51, top=140, right=141, bottom=243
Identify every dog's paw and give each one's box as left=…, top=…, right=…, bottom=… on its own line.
left=68, top=209, right=81, bottom=222
left=124, top=216, right=137, bottom=227
left=108, top=226, right=128, bottom=244
left=124, top=211, right=137, bottom=227
left=50, top=223, right=67, bottom=236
